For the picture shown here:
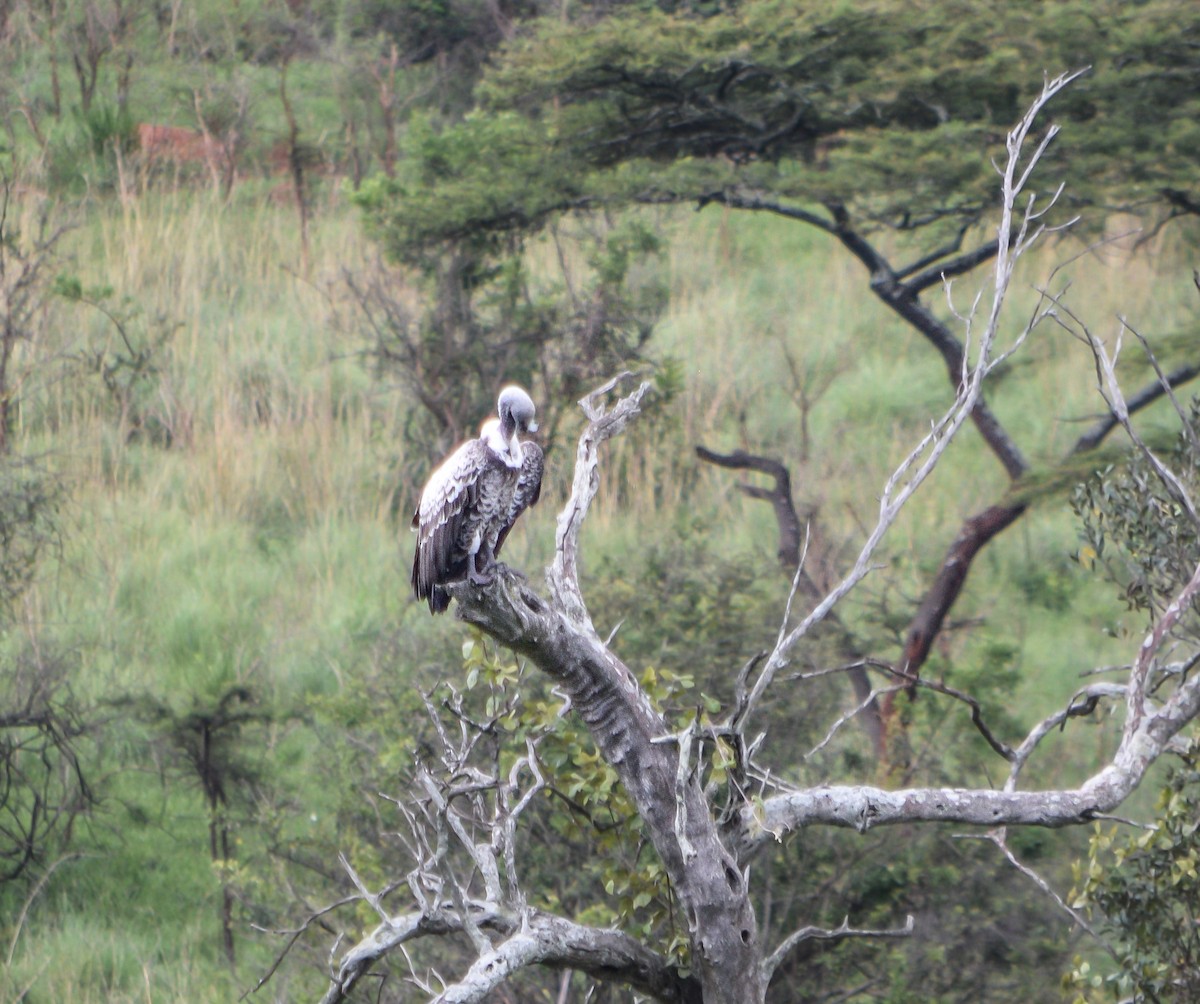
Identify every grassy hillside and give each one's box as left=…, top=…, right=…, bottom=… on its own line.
left=0, top=181, right=1194, bottom=1001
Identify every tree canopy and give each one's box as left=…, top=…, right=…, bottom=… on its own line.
left=357, top=0, right=1200, bottom=257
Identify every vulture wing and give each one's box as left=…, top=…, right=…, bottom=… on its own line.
left=412, top=438, right=492, bottom=612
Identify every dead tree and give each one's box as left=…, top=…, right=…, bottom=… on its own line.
left=286, top=74, right=1200, bottom=1004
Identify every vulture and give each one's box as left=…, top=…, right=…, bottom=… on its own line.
left=411, top=386, right=544, bottom=614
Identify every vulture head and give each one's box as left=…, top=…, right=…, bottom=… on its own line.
left=486, top=385, right=537, bottom=466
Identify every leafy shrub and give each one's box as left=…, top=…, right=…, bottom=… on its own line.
left=1067, top=760, right=1200, bottom=1003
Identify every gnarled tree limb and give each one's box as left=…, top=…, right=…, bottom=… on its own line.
left=735, top=588, right=1200, bottom=856
left=447, top=377, right=762, bottom=1004
left=321, top=906, right=700, bottom=1004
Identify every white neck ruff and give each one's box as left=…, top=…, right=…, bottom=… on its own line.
left=482, top=420, right=523, bottom=467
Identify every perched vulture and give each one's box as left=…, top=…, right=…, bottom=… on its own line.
left=411, top=386, right=544, bottom=614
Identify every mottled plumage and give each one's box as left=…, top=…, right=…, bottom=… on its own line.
left=496, top=438, right=543, bottom=559
left=411, top=387, right=543, bottom=614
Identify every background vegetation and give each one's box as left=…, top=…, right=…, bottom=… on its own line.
left=0, top=1, right=1197, bottom=1001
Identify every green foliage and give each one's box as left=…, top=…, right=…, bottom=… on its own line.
left=1063, top=405, right=1200, bottom=1002
left=76, top=102, right=137, bottom=159
left=42, top=103, right=138, bottom=194
left=1073, top=403, right=1200, bottom=632
left=342, top=206, right=666, bottom=462
left=129, top=685, right=271, bottom=810
left=1067, top=761, right=1200, bottom=1003
left=341, top=0, right=532, bottom=62
left=1013, top=555, right=1077, bottom=613
left=589, top=516, right=780, bottom=686
left=350, top=0, right=1200, bottom=259
left=353, top=109, right=583, bottom=257
left=54, top=274, right=183, bottom=445
left=0, top=458, right=61, bottom=611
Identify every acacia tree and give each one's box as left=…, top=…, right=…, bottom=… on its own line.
left=273, top=78, right=1200, bottom=1004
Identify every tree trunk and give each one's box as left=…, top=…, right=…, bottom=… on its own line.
left=278, top=62, right=311, bottom=276
left=453, top=573, right=764, bottom=1002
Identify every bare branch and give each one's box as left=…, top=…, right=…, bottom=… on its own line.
left=1123, top=321, right=1200, bottom=456
left=866, top=660, right=1017, bottom=762
left=900, top=303, right=1200, bottom=693
left=1126, top=560, right=1200, bottom=739
left=321, top=907, right=700, bottom=1004
left=696, top=446, right=886, bottom=752
left=1005, top=683, right=1129, bottom=790
left=1072, top=361, right=1200, bottom=453
left=803, top=685, right=905, bottom=762
left=763, top=914, right=914, bottom=983
left=499, top=739, right=545, bottom=902
left=737, top=331, right=1003, bottom=723
left=736, top=635, right=1200, bottom=854
left=549, top=374, right=653, bottom=624
left=339, top=852, right=394, bottom=925
left=691, top=110, right=1113, bottom=730
left=1085, top=329, right=1200, bottom=533
left=244, top=895, right=360, bottom=1000
left=320, top=905, right=503, bottom=1004
left=737, top=79, right=1080, bottom=724
left=970, top=830, right=1120, bottom=961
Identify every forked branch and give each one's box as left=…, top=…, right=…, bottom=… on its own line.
left=735, top=70, right=1083, bottom=728
left=550, top=373, right=653, bottom=623
left=763, top=914, right=914, bottom=983
left=321, top=907, right=699, bottom=1004
left=735, top=555, right=1200, bottom=855
left=447, top=377, right=762, bottom=1003
left=314, top=666, right=701, bottom=1003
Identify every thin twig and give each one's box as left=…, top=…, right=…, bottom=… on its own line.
left=804, top=685, right=905, bottom=761
left=763, top=914, right=914, bottom=981
left=740, top=76, right=1079, bottom=729
left=243, top=895, right=360, bottom=999
left=973, top=830, right=1120, bottom=961
left=6, top=853, right=86, bottom=967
